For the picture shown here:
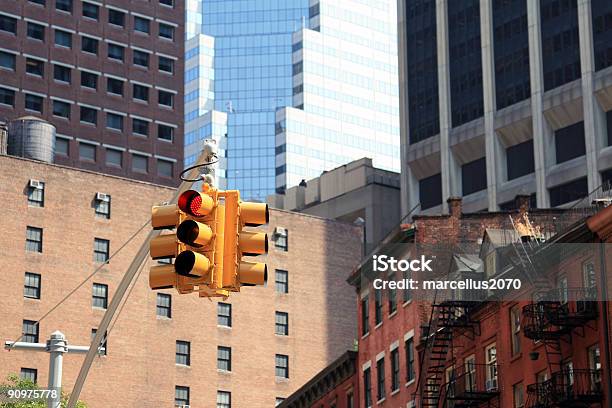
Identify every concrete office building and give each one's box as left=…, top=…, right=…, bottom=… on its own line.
left=398, top=0, right=612, bottom=216
left=0, top=154, right=362, bottom=407
left=0, top=0, right=184, bottom=186
left=268, top=158, right=401, bottom=254
left=184, top=0, right=400, bottom=201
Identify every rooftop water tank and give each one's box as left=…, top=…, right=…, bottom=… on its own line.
left=7, top=116, right=56, bottom=163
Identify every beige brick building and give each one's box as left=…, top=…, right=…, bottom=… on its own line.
left=0, top=155, right=361, bottom=408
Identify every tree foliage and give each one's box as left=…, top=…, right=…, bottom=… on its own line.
left=0, top=374, right=87, bottom=408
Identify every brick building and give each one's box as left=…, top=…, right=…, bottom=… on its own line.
left=343, top=194, right=612, bottom=408
left=0, top=154, right=361, bottom=407
left=0, top=0, right=184, bottom=186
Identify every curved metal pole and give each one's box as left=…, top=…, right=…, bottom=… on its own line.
left=67, top=148, right=214, bottom=407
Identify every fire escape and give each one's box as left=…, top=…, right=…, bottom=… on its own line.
left=416, top=285, right=503, bottom=408
left=511, top=214, right=603, bottom=408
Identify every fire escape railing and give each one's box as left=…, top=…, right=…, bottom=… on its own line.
left=526, top=368, right=603, bottom=408
left=440, top=363, right=500, bottom=408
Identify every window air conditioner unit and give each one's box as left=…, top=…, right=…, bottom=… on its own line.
left=29, top=179, right=43, bottom=189
left=274, top=227, right=287, bottom=237
left=96, top=192, right=111, bottom=202
left=486, top=378, right=498, bottom=391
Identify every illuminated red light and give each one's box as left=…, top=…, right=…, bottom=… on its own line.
left=190, top=195, right=202, bottom=216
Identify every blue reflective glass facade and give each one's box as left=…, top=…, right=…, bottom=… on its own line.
left=201, top=0, right=309, bottom=201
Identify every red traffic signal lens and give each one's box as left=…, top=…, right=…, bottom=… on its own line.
left=178, top=190, right=214, bottom=217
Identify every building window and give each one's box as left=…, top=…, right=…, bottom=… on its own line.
left=156, top=293, right=171, bottom=318
left=0, top=15, right=17, bottom=34
left=217, top=302, right=231, bottom=327
left=175, top=386, right=189, bottom=407
left=106, top=113, right=123, bottom=131
left=133, top=84, right=149, bottom=102
left=462, top=157, right=487, bottom=195
left=555, top=121, right=586, bottom=164
left=55, top=137, right=69, bottom=156
left=27, top=181, right=44, bottom=207
left=81, top=71, right=98, bottom=89
left=376, top=357, right=385, bottom=401
left=485, top=343, right=498, bottom=390
left=364, top=367, right=372, bottom=407
left=92, top=283, right=108, bottom=309
left=217, top=391, right=231, bottom=408
left=90, top=329, right=107, bottom=355
left=108, top=9, right=125, bottom=27
left=52, top=100, right=70, bottom=119
left=374, top=289, right=382, bottom=325
left=134, top=16, right=151, bottom=34
left=54, top=29, right=72, bottom=48
left=24, top=93, right=43, bottom=114
left=133, top=118, right=149, bottom=136
left=157, top=159, right=173, bottom=178
left=510, top=305, right=521, bottom=356
left=506, top=140, right=534, bottom=180
left=275, top=397, right=285, bottom=406
left=0, top=51, right=16, bottom=70
left=53, top=65, right=71, bottom=84
left=549, top=177, right=588, bottom=207
left=93, top=238, right=109, bottom=263
left=106, top=148, right=122, bottom=167
left=275, top=270, right=288, bottom=293
left=159, top=56, right=174, bottom=73
left=361, top=296, right=369, bottom=336
left=406, top=336, right=415, bottom=382
left=55, top=0, right=72, bottom=13
left=275, top=229, right=288, bottom=251
left=95, top=194, right=111, bottom=219
left=133, top=50, right=149, bottom=68
left=391, top=348, right=400, bottom=392
left=217, top=346, right=231, bottom=371
left=27, top=22, right=45, bottom=41
left=275, top=311, right=289, bottom=336
left=0, top=87, right=15, bottom=107
left=108, top=44, right=125, bottom=62
left=388, top=273, right=397, bottom=315
left=107, top=78, right=124, bottom=96
left=419, top=173, right=442, bottom=210
left=513, top=382, right=525, bottom=408
left=79, top=142, right=96, bottom=162
left=22, top=320, right=39, bottom=343
left=20, top=368, right=37, bottom=383
left=158, top=90, right=174, bottom=107
left=403, top=269, right=412, bottom=303
left=81, top=36, right=98, bottom=54
left=82, top=2, right=99, bottom=20
left=347, top=392, right=354, bottom=408
left=275, top=354, right=289, bottom=378
left=80, top=106, right=98, bottom=125
left=24, top=272, right=41, bottom=299
left=26, top=226, right=43, bottom=252
left=26, top=58, right=44, bottom=77
left=588, top=344, right=602, bottom=391
left=158, top=124, right=174, bottom=141
left=132, top=154, right=148, bottom=173
left=160, top=0, right=174, bottom=6
left=159, top=23, right=175, bottom=40
left=175, top=340, right=190, bottom=366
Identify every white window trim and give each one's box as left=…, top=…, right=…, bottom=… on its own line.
left=104, top=39, right=128, bottom=47
left=25, top=91, right=47, bottom=98
left=105, top=4, right=128, bottom=13
left=103, top=108, right=126, bottom=116
left=154, top=120, right=178, bottom=128
left=155, top=86, right=177, bottom=94
left=154, top=155, right=177, bottom=163
left=50, top=96, right=75, bottom=104
left=155, top=19, right=178, bottom=27
left=404, top=329, right=415, bottom=341
left=51, top=60, right=75, bottom=69
left=24, top=18, right=49, bottom=27
left=130, top=80, right=152, bottom=88
left=131, top=45, right=152, bottom=54
left=23, top=54, right=47, bottom=62
left=52, top=26, right=76, bottom=34
left=376, top=351, right=385, bottom=362
left=129, top=149, right=152, bottom=157
left=102, top=144, right=126, bottom=152
left=0, top=11, right=22, bottom=20
left=155, top=52, right=178, bottom=60
left=81, top=33, right=102, bottom=41
left=77, top=102, right=101, bottom=110
left=103, top=73, right=126, bottom=81
left=129, top=114, right=152, bottom=122
left=362, top=360, right=371, bottom=371
left=390, top=340, right=399, bottom=352
left=76, top=138, right=100, bottom=146
left=78, top=67, right=102, bottom=75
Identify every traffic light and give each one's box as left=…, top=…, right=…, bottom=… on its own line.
left=148, top=185, right=269, bottom=298
left=149, top=186, right=223, bottom=295
left=222, top=190, right=269, bottom=291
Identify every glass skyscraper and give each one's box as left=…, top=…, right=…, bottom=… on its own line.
left=185, top=0, right=400, bottom=201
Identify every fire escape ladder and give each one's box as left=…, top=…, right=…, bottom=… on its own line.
left=508, top=215, right=549, bottom=290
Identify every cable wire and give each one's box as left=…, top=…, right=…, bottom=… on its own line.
left=7, top=218, right=151, bottom=349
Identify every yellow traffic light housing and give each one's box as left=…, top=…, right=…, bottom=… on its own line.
left=148, top=184, right=269, bottom=298
left=221, top=191, right=269, bottom=291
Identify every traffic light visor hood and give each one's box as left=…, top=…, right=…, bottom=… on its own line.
left=240, top=202, right=269, bottom=226
left=178, top=190, right=214, bottom=217
left=177, top=220, right=213, bottom=247
left=175, top=250, right=211, bottom=277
